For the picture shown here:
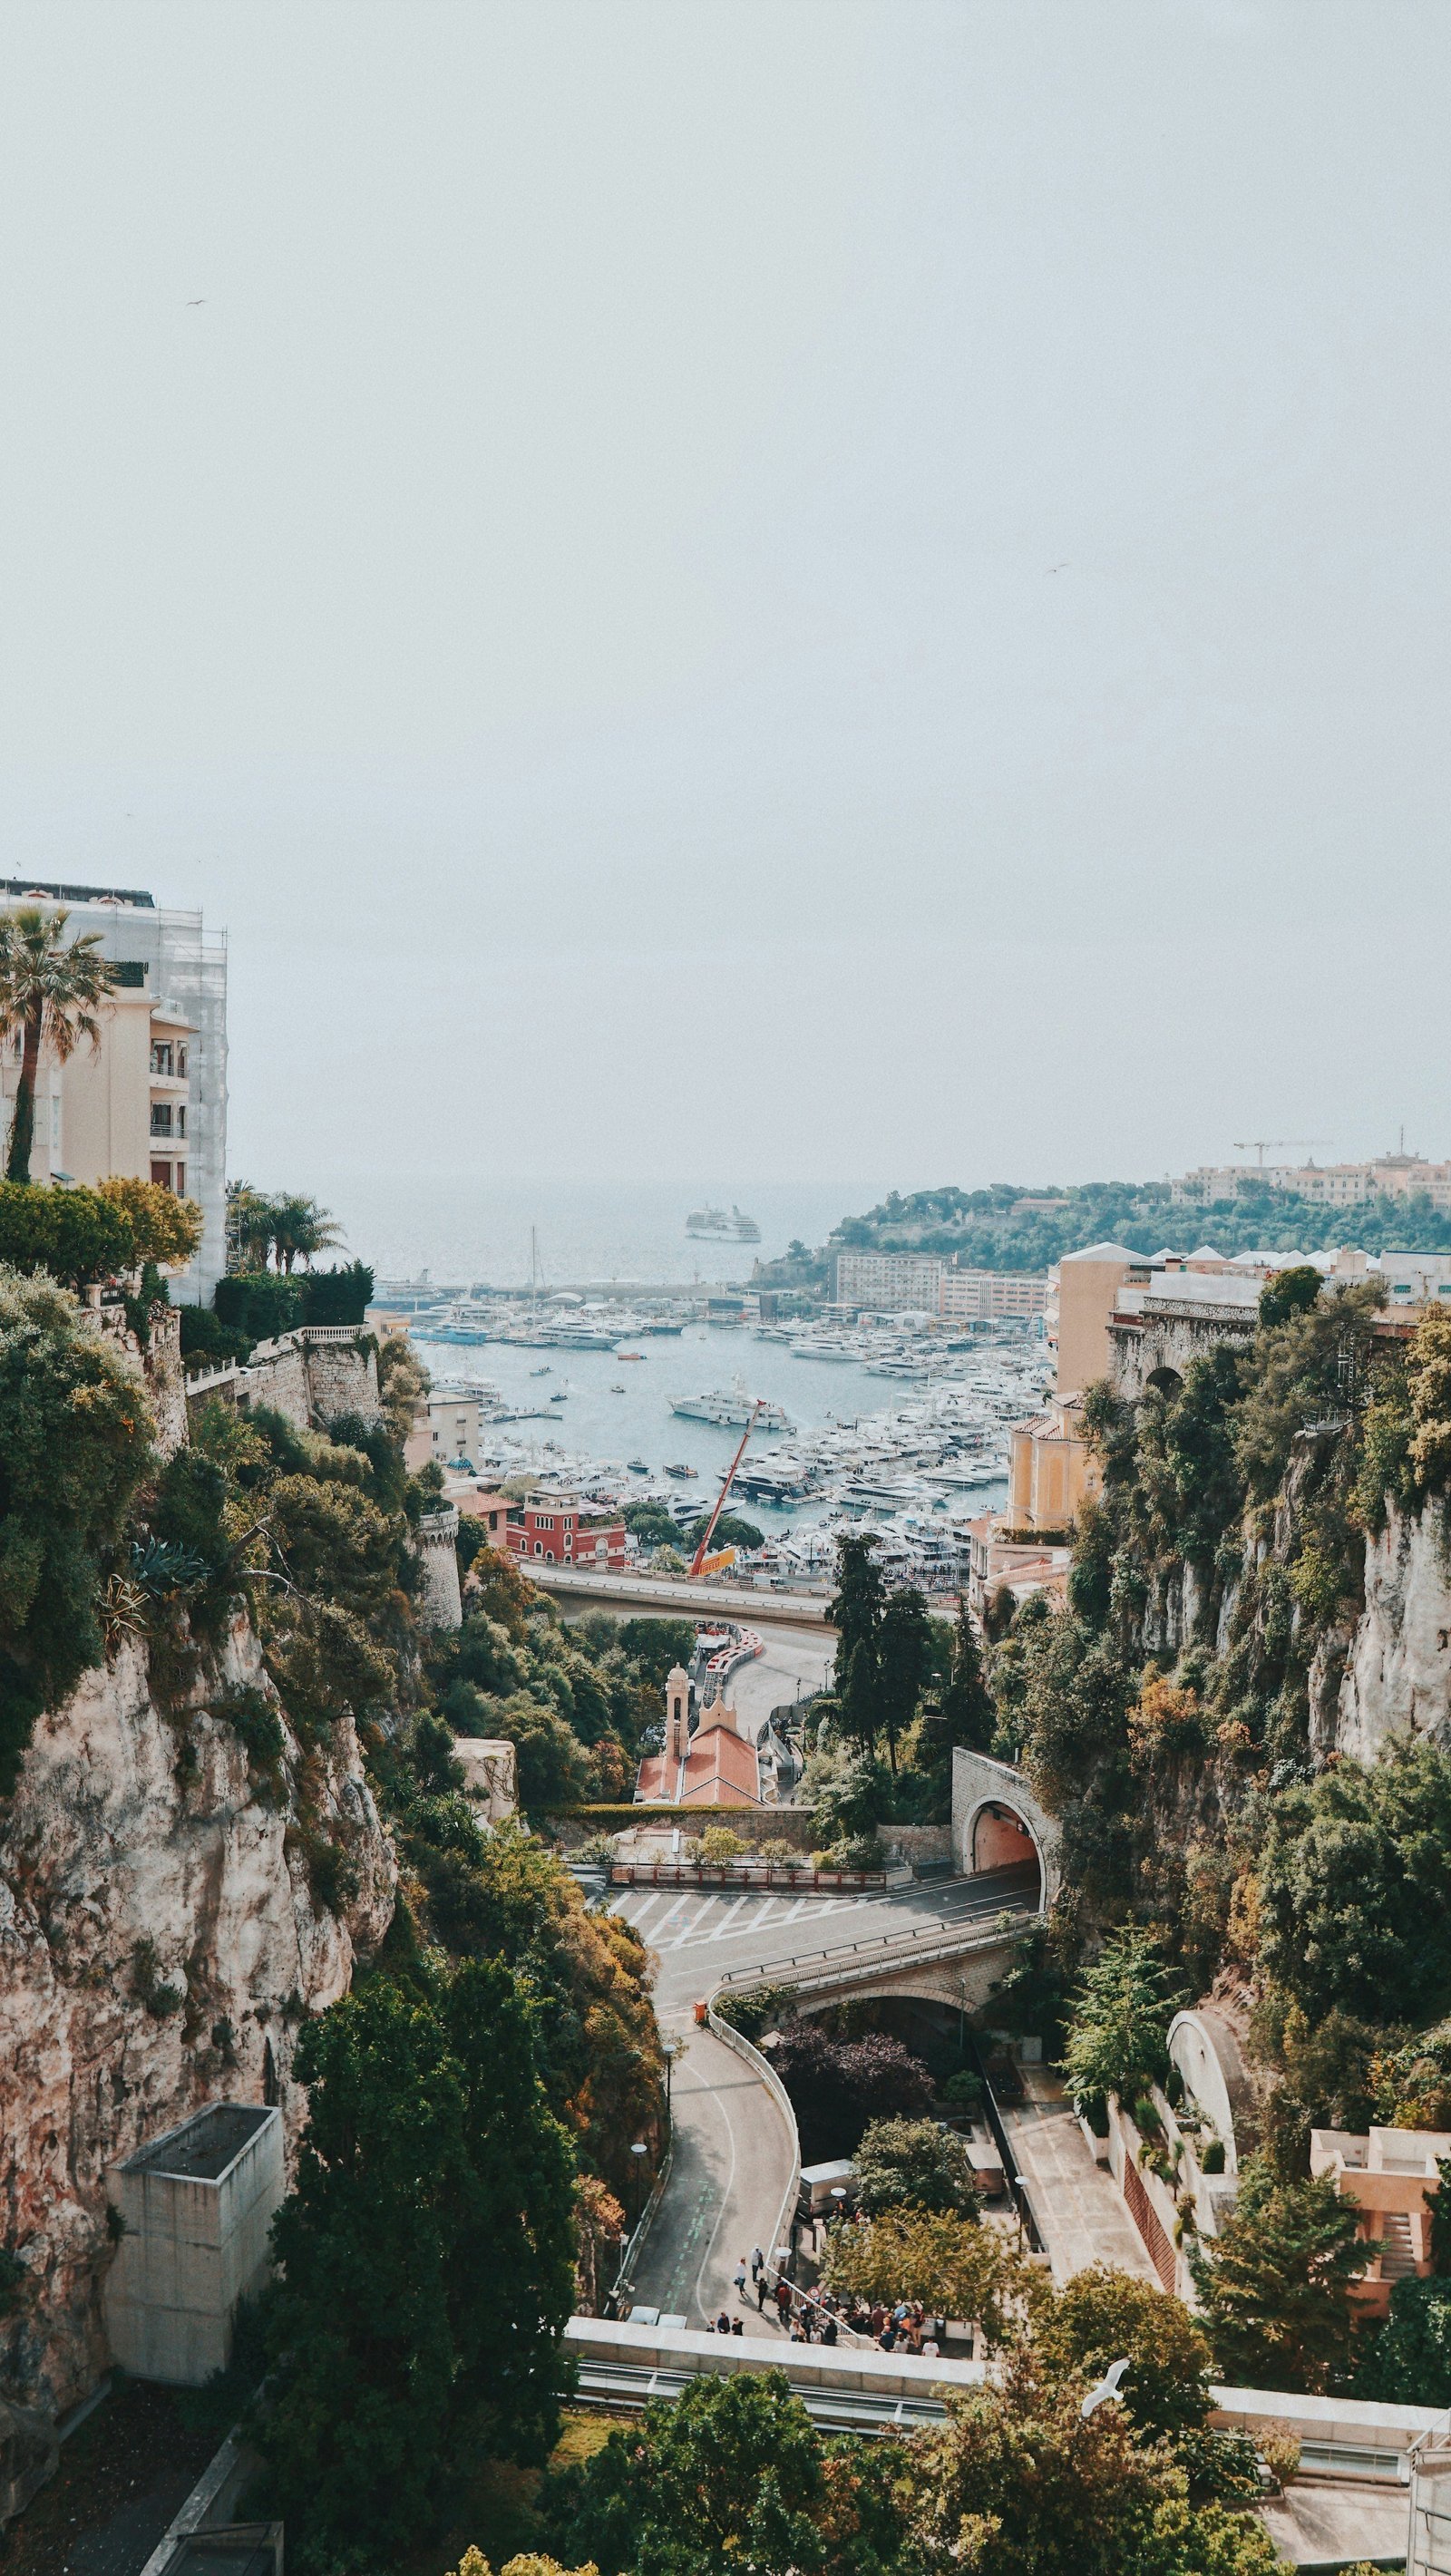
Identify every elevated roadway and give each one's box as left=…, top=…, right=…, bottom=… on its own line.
left=618, top=1866, right=1040, bottom=2331
left=531, top=1561, right=833, bottom=1627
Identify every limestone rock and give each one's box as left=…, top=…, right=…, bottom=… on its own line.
left=1337, top=1495, right=1451, bottom=1761
left=0, top=1617, right=394, bottom=2418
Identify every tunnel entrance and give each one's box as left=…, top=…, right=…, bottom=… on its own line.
left=967, top=1800, right=1044, bottom=1911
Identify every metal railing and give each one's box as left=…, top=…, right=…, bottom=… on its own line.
left=711, top=1902, right=1039, bottom=2001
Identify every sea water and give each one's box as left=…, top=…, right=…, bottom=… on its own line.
left=323, top=1175, right=873, bottom=1290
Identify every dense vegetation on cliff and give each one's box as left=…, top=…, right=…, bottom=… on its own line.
left=980, top=1286, right=1451, bottom=2394
left=756, top=1176, right=1451, bottom=1280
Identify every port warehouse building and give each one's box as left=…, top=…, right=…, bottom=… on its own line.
left=830, top=1250, right=1047, bottom=1321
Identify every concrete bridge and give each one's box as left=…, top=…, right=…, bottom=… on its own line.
left=531, top=1560, right=833, bottom=1626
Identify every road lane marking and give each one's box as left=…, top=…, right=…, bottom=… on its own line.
left=670, top=1900, right=721, bottom=1949
left=703, top=1896, right=751, bottom=1942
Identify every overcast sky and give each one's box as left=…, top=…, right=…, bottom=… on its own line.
left=1, top=3, right=1446, bottom=1196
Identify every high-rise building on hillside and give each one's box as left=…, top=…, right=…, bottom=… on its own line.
left=0, top=880, right=228, bottom=1300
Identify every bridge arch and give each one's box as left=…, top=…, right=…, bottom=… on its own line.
left=951, top=1748, right=1060, bottom=1911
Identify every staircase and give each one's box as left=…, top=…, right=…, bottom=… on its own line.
left=1377, top=2211, right=1419, bottom=2280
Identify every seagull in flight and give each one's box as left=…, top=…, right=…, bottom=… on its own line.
left=185, top=297, right=207, bottom=306
left=1046, top=562, right=1068, bottom=573
left=1081, top=2357, right=1131, bottom=2419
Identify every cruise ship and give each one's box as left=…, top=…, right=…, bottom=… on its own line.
left=669, top=1387, right=793, bottom=1433
left=686, top=1204, right=762, bottom=1242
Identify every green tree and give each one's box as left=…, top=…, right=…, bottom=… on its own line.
left=1190, top=2153, right=1365, bottom=2393
left=260, top=1958, right=576, bottom=2569
left=0, top=1267, right=154, bottom=1785
left=267, top=1191, right=346, bottom=1272
left=852, top=2117, right=981, bottom=2220
left=1062, top=1928, right=1185, bottom=2124
left=1034, top=2265, right=1218, bottom=2449
left=1258, top=1735, right=1451, bottom=2026
left=542, top=2370, right=907, bottom=2576
left=0, top=1179, right=136, bottom=1288
left=935, top=1593, right=995, bottom=1757
left=876, top=1585, right=930, bottom=1773
left=96, top=1175, right=204, bottom=1268
left=1355, top=2273, right=1451, bottom=2404
left=0, top=904, right=118, bottom=1182
left=822, top=2207, right=1034, bottom=2348
left=616, top=1617, right=697, bottom=1688
left=901, top=2348, right=1278, bottom=2576
left=684, top=1510, right=764, bottom=1554
left=831, top=1534, right=885, bottom=1756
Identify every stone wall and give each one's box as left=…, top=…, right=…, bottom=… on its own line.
left=301, top=1328, right=382, bottom=1430
left=414, top=1507, right=463, bottom=1630
left=951, top=1747, right=1058, bottom=1907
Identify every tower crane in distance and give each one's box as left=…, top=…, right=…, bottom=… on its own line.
left=688, top=1402, right=763, bottom=1579
left=1232, top=1139, right=1333, bottom=1171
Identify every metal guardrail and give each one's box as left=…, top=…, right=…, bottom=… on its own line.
left=607, top=2137, right=675, bottom=2318
left=964, top=2033, right=1044, bottom=2255
left=712, top=1903, right=1040, bottom=2000
left=571, top=2356, right=948, bottom=2435
left=613, top=1862, right=885, bottom=1892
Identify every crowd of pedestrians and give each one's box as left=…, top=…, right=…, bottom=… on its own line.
left=701, top=2246, right=940, bottom=2355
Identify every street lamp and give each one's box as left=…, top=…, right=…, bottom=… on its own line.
left=630, top=2137, right=648, bottom=2227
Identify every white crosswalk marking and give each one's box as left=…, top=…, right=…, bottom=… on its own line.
left=669, top=1900, right=719, bottom=1949
left=704, top=1895, right=751, bottom=1942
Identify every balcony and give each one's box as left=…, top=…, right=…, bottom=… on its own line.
left=150, top=1110, right=175, bottom=1138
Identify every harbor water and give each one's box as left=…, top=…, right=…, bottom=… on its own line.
left=412, top=1317, right=1013, bottom=1531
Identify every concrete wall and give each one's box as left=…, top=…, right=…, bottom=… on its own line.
left=104, top=2106, right=284, bottom=2386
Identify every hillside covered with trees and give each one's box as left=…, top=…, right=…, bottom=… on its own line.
left=757, top=1177, right=1451, bottom=1281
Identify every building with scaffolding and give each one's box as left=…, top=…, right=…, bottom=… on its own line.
left=0, top=879, right=228, bottom=1299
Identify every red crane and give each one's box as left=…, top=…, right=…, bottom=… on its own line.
left=688, top=1402, right=763, bottom=1578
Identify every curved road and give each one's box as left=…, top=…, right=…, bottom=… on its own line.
left=620, top=1866, right=1038, bottom=2328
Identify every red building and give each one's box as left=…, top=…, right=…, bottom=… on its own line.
left=505, top=1495, right=627, bottom=1573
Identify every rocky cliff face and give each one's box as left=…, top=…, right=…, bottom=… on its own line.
left=1335, top=1495, right=1451, bottom=1762
left=0, top=1618, right=394, bottom=2416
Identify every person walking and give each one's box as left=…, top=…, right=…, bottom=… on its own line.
left=756, top=2269, right=769, bottom=2312
left=774, top=2276, right=792, bottom=2325
left=734, top=2258, right=748, bottom=2303
left=750, top=2244, right=764, bottom=2284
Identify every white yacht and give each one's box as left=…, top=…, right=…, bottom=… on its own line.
left=669, top=1386, right=793, bottom=1433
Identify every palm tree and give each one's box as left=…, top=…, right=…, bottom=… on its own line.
left=0, top=906, right=118, bottom=1182
left=227, top=1180, right=278, bottom=1273
left=268, top=1193, right=345, bottom=1273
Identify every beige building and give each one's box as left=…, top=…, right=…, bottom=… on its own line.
left=1, top=983, right=197, bottom=1203
left=404, top=1382, right=489, bottom=1473
left=1173, top=1153, right=1451, bottom=1212
left=832, top=1249, right=944, bottom=1310
left=940, top=1265, right=1048, bottom=1323
left=1006, top=1393, right=1100, bottom=1534
left=1050, top=1241, right=1142, bottom=1396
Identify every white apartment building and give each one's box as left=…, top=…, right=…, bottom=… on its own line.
left=404, top=1382, right=489, bottom=1473
left=1173, top=1154, right=1451, bottom=1213
left=940, top=1265, right=1049, bottom=1322
left=832, top=1250, right=945, bottom=1310
left=0, top=880, right=229, bottom=1298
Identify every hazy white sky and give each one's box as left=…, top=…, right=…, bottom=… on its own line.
left=1, top=3, right=1446, bottom=1194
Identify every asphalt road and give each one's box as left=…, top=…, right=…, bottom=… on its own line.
left=629, top=1862, right=1041, bottom=2014
left=618, top=1864, right=1039, bottom=2329
left=727, top=1620, right=837, bottom=1736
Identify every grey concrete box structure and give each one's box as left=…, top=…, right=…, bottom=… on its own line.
left=104, top=2105, right=284, bottom=2386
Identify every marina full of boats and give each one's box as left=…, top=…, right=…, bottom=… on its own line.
left=405, top=1299, right=1050, bottom=1597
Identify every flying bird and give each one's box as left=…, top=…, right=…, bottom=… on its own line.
left=185, top=298, right=207, bottom=306
left=1081, top=2357, right=1131, bottom=2419
left=1046, top=562, right=1068, bottom=573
